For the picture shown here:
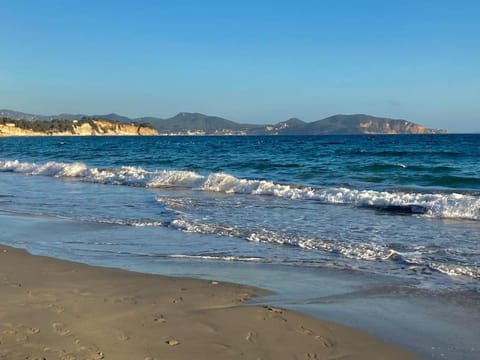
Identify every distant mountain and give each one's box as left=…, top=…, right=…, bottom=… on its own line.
left=0, top=109, right=63, bottom=121
left=140, top=112, right=249, bottom=134
left=270, top=114, right=446, bottom=135
left=0, top=109, right=447, bottom=135
left=94, top=113, right=132, bottom=123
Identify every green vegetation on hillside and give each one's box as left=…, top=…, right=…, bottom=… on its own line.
left=0, top=117, right=156, bottom=134
left=1, top=117, right=75, bottom=133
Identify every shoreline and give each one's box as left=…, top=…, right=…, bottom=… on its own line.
left=0, top=244, right=418, bottom=360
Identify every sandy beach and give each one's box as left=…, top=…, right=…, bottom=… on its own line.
left=0, top=244, right=418, bottom=360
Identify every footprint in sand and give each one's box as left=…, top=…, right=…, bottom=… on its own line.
left=245, top=331, right=258, bottom=343
left=52, top=322, right=72, bottom=336
left=295, top=326, right=334, bottom=348
left=305, top=353, right=319, bottom=359
left=15, top=334, right=28, bottom=342
left=2, top=323, right=40, bottom=342
left=264, top=306, right=287, bottom=322
left=314, top=335, right=334, bottom=348
left=264, top=306, right=283, bottom=314
left=117, top=333, right=130, bottom=342
left=59, top=352, right=77, bottom=360
left=152, top=314, right=166, bottom=324
left=1, top=323, right=27, bottom=339
left=172, top=297, right=183, bottom=304
left=26, top=327, right=41, bottom=335
left=2, top=328, right=17, bottom=335
left=66, top=341, right=105, bottom=360
left=90, top=351, right=105, bottom=359
left=165, top=338, right=180, bottom=346
left=295, top=326, right=314, bottom=336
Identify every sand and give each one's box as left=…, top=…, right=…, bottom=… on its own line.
left=0, top=244, right=418, bottom=360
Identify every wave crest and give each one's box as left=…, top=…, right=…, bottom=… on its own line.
left=1, top=159, right=479, bottom=221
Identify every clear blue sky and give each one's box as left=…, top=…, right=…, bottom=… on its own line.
left=1, top=0, right=479, bottom=132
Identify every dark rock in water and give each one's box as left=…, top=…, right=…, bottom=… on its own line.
left=372, top=204, right=427, bottom=215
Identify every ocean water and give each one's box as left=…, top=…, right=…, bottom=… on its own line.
left=1, top=135, right=479, bottom=289
left=1, top=135, right=479, bottom=358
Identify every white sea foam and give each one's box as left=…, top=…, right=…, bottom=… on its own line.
left=169, top=217, right=480, bottom=280
left=80, top=217, right=164, bottom=227
left=1, top=159, right=479, bottom=221
left=171, top=219, right=239, bottom=237
left=202, top=173, right=480, bottom=221
left=170, top=216, right=392, bottom=260
left=147, top=170, right=204, bottom=188
left=166, top=254, right=265, bottom=262
left=429, top=263, right=480, bottom=279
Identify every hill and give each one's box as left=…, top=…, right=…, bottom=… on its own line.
left=0, top=109, right=447, bottom=135
left=270, top=114, right=446, bottom=135
left=140, top=112, right=250, bottom=135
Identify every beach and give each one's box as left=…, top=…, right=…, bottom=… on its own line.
left=0, top=244, right=417, bottom=360
left=2, top=0, right=479, bottom=358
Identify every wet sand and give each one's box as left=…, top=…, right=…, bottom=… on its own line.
left=0, top=244, right=417, bottom=360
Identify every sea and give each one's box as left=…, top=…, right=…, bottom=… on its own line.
left=1, top=134, right=479, bottom=359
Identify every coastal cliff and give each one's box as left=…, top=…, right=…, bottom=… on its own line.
left=356, top=118, right=443, bottom=134
left=0, top=118, right=158, bottom=137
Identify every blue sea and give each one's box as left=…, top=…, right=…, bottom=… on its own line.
left=1, top=134, right=479, bottom=359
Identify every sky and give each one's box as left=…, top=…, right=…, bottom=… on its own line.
left=1, top=0, right=479, bottom=132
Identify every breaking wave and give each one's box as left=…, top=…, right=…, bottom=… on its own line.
left=168, top=217, right=480, bottom=280
left=1, top=159, right=479, bottom=221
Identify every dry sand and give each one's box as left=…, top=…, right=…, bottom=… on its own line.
left=0, top=244, right=418, bottom=360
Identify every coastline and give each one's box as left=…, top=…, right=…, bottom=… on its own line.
left=0, top=244, right=418, bottom=360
